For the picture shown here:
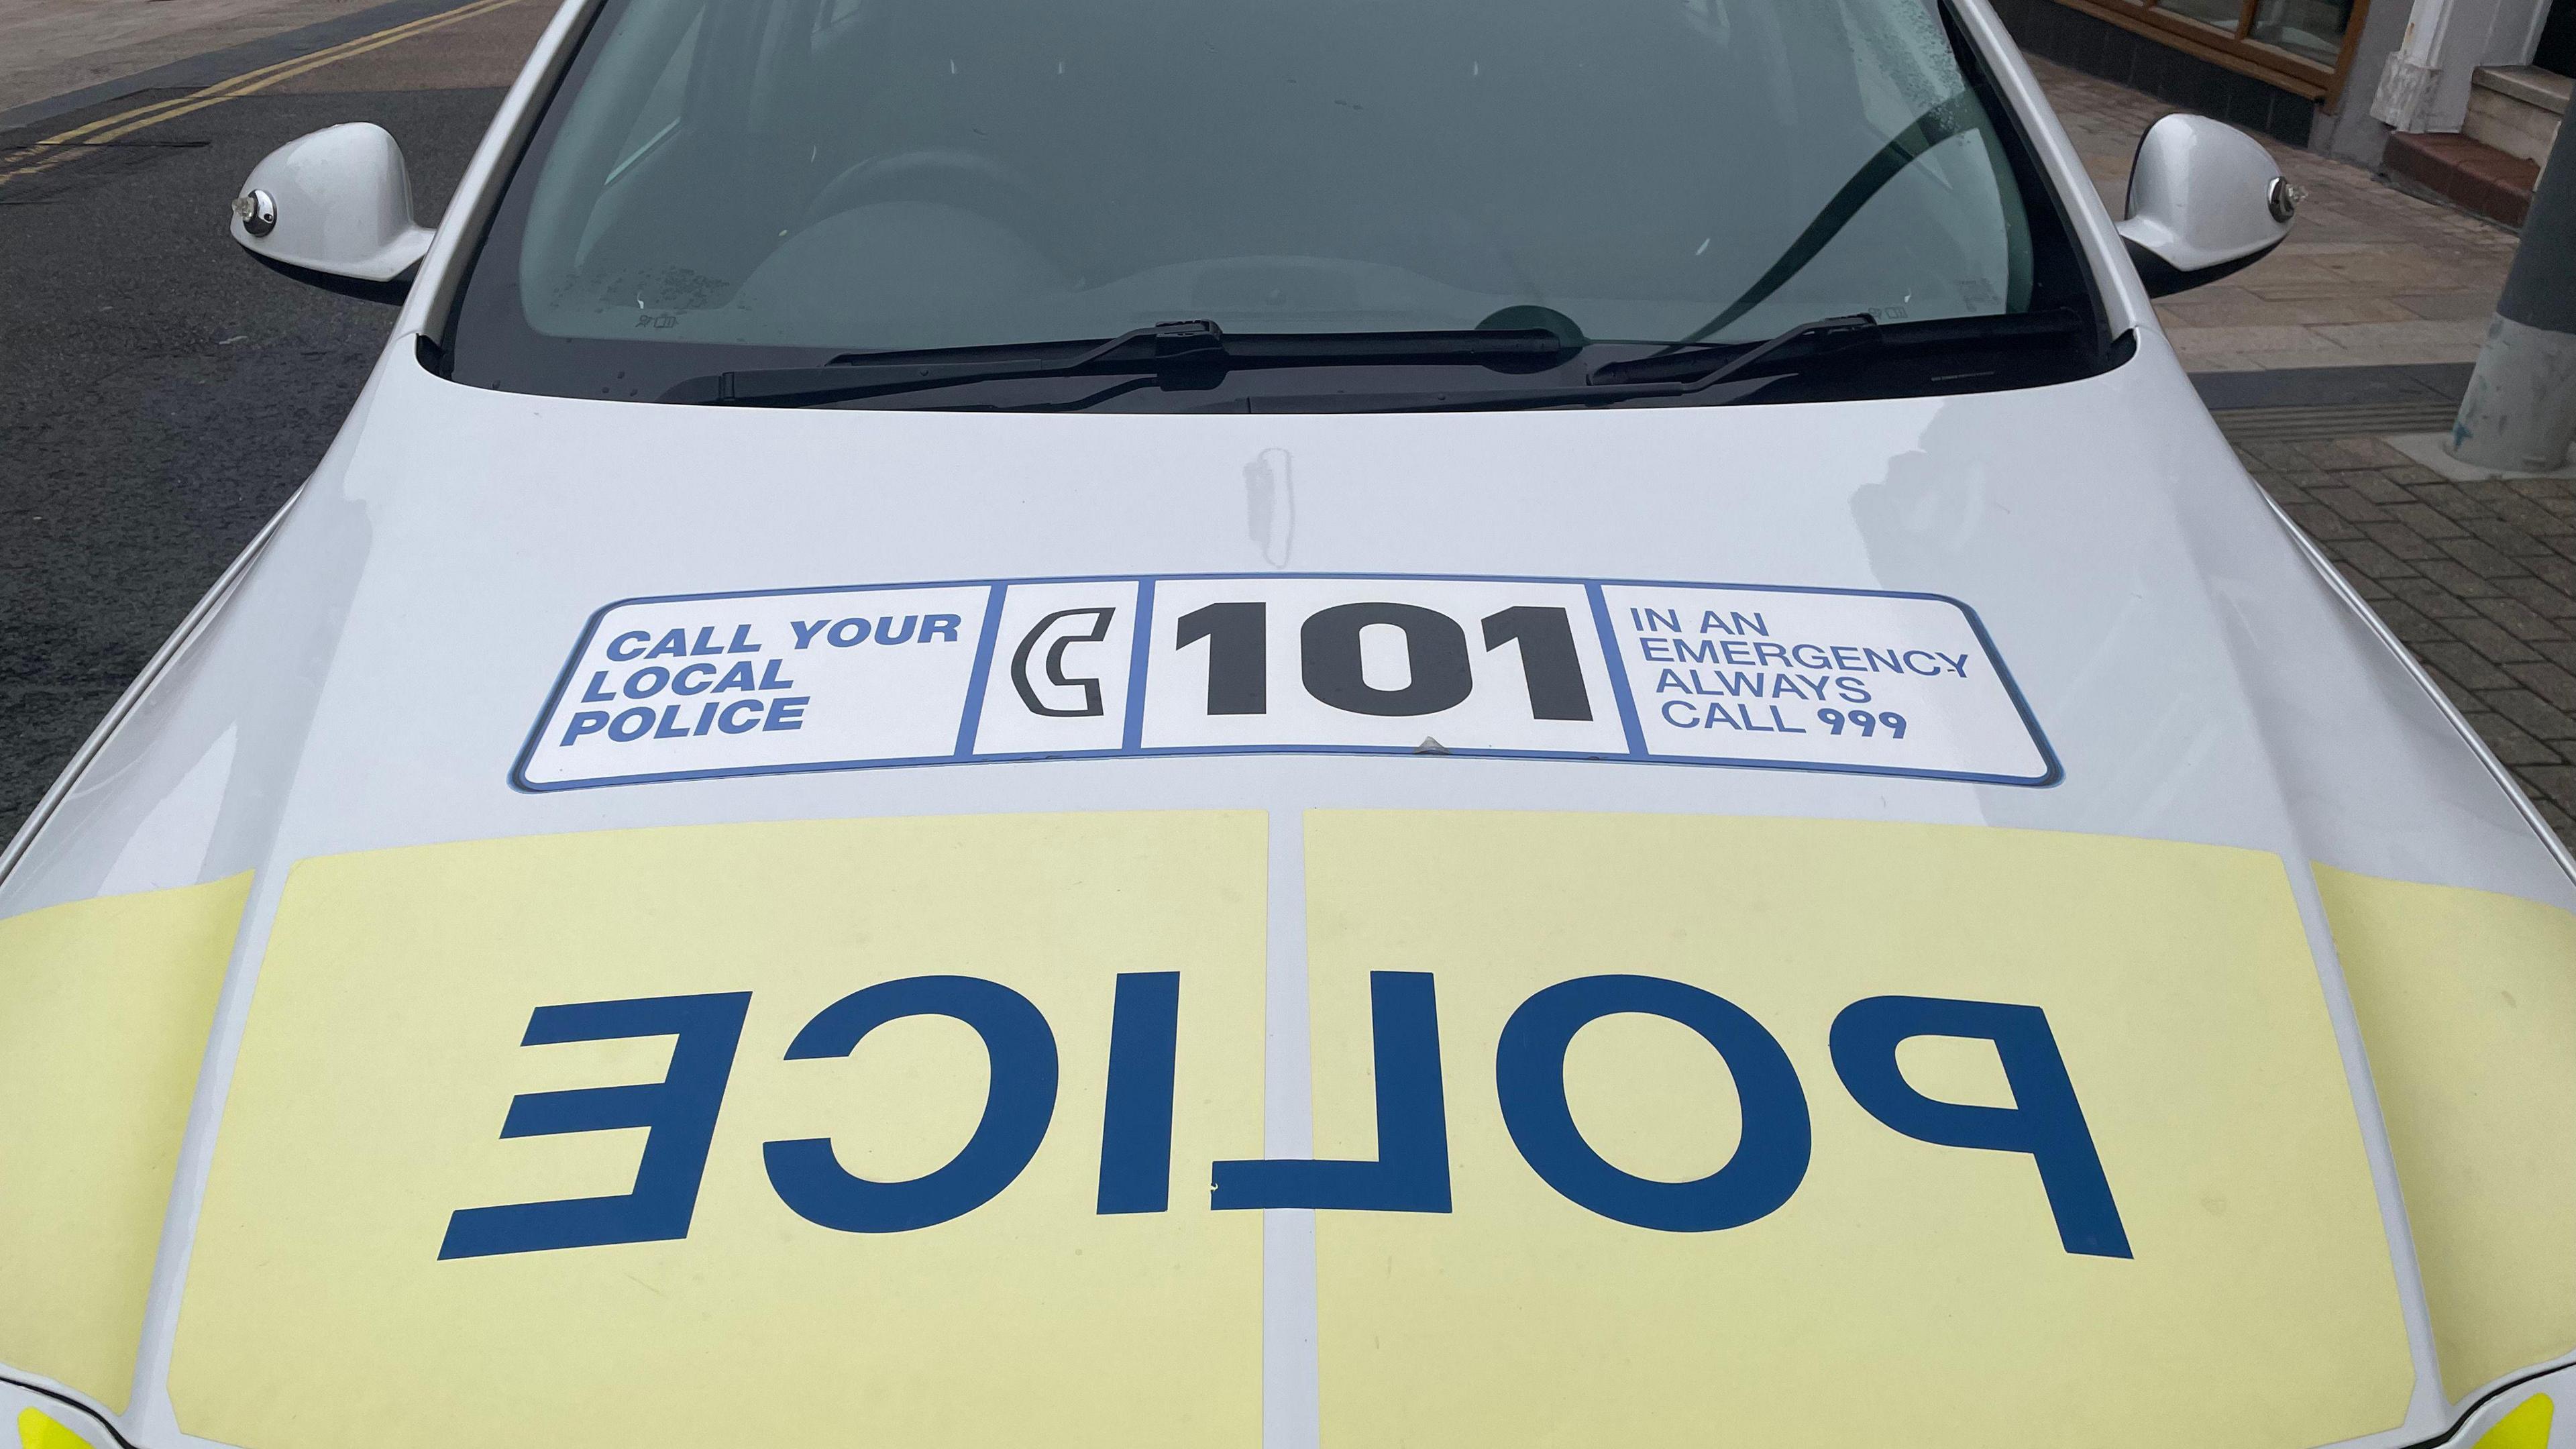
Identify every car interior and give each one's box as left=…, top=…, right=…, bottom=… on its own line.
left=508, top=0, right=2035, bottom=352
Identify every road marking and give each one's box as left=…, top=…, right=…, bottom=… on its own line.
left=0, top=0, right=533, bottom=191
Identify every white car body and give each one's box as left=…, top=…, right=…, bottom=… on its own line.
left=3, top=4, right=2573, bottom=1449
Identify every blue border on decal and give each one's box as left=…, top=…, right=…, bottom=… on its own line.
left=1122, top=578, right=1156, bottom=752
left=953, top=582, right=1008, bottom=757
left=508, top=572, right=2064, bottom=794
left=1585, top=581, right=1650, bottom=759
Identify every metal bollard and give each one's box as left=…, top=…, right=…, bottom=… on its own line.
left=2451, top=114, right=2576, bottom=474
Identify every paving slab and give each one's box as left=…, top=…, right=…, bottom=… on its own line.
left=2237, top=433, right=2576, bottom=839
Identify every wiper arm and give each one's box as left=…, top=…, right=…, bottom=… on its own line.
left=1311, top=313, right=1878, bottom=413
left=657, top=320, right=1575, bottom=407
left=1210, top=309, right=2086, bottom=413
left=963, top=314, right=1865, bottom=414
left=1585, top=313, right=1878, bottom=389
left=1657, top=93, right=1982, bottom=354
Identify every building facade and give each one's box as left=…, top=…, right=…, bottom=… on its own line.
left=1999, top=0, right=2568, bottom=221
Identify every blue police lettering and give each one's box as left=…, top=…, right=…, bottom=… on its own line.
left=1097, top=973, right=1181, bottom=1214
left=765, top=976, right=1059, bottom=1233
left=1211, top=972, right=1450, bottom=1212
left=442, top=983, right=2123, bottom=1255
left=1497, top=975, right=1809, bottom=1231
left=1829, top=995, right=2131, bottom=1257
left=439, top=992, right=751, bottom=1259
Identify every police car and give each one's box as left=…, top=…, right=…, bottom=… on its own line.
left=3, top=2, right=2571, bottom=1449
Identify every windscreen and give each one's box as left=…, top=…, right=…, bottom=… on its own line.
left=445, top=0, right=2101, bottom=405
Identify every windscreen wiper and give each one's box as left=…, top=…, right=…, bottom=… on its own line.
left=1656, top=92, right=1984, bottom=353
left=1587, top=313, right=1878, bottom=389
left=1201, top=309, right=2088, bottom=413
left=656, top=320, right=1575, bottom=407
left=1191, top=313, right=1880, bottom=413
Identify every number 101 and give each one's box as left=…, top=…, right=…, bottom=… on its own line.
left=1175, top=601, right=1594, bottom=721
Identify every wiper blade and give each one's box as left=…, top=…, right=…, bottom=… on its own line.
left=1584, top=308, right=2088, bottom=387
left=657, top=320, right=1575, bottom=407
left=1312, top=313, right=1877, bottom=413
left=1216, top=309, right=2088, bottom=414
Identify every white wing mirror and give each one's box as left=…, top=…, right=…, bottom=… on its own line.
left=2116, top=113, right=2300, bottom=297
left=229, top=123, right=434, bottom=299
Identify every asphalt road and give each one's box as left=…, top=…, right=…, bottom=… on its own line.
left=0, top=0, right=554, bottom=844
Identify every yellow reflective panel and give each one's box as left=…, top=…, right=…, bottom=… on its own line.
left=2319, top=865, right=2576, bottom=1401
left=2473, top=1395, right=2555, bottom=1449
left=172, top=813, right=1265, bottom=1449
left=1304, top=812, right=2410, bottom=1449
left=0, top=874, right=251, bottom=1412
left=17, top=1409, right=93, bottom=1449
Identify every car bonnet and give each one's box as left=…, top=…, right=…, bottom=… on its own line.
left=2, top=332, right=2573, bottom=1449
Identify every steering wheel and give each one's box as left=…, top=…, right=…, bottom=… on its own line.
left=799, top=148, right=1093, bottom=282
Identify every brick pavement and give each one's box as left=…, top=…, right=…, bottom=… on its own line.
left=2243, top=438, right=2576, bottom=835
left=2030, top=60, right=2576, bottom=836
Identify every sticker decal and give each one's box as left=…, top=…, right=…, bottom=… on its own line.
left=514, top=574, right=2057, bottom=791
left=166, top=812, right=2416, bottom=1449
left=169, top=812, right=1267, bottom=1449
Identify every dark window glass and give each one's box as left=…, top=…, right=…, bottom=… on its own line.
left=444, top=0, right=2111, bottom=407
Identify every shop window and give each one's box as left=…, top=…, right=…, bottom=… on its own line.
left=2250, top=0, right=2359, bottom=64
left=2049, top=0, right=2369, bottom=99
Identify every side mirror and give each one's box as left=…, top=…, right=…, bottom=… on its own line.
left=2116, top=113, right=2300, bottom=297
left=229, top=123, right=434, bottom=301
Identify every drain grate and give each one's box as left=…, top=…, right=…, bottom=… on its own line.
left=2212, top=399, right=2461, bottom=443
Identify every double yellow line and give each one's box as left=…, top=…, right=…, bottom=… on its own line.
left=0, top=0, right=533, bottom=190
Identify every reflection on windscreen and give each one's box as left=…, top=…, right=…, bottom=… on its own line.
left=517, top=0, right=2031, bottom=354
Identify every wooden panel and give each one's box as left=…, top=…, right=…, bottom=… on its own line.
left=2047, top=0, right=2337, bottom=99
